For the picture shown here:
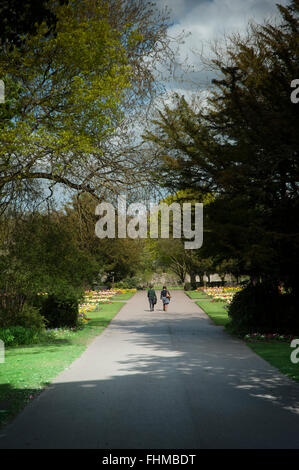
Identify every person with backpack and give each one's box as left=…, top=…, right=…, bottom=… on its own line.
left=160, top=285, right=171, bottom=311
left=147, top=285, right=157, bottom=312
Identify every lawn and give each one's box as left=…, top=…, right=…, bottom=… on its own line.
left=196, top=299, right=230, bottom=326
left=185, top=290, right=209, bottom=299
left=195, top=299, right=299, bottom=385
left=248, top=342, right=299, bottom=384
left=196, top=299, right=299, bottom=384
left=110, top=292, right=135, bottom=301
left=0, top=302, right=125, bottom=429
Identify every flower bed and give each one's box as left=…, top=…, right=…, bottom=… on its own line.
left=244, top=333, right=296, bottom=342
left=197, top=286, right=242, bottom=304
left=78, top=288, right=136, bottom=323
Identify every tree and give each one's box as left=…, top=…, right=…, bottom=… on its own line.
left=144, top=1, right=299, bottom=293
left=0, top=211, right=98, bottom=323
left=154, top=238, right=188, bottom=283
left=63, top=193, right=147, bottom=283
left=0, top=0, right=67, bottom=46
left=0, top=0, right=175, bottom=210
left=150, top=190, right=215, bottom=287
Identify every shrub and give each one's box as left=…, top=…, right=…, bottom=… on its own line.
left=0, top=328, right=15, bottom=346
left=227, top=283, right=299, bottom=335
left=15, top=304, right=46, bottom=329
left=114, top=277, right=141, bottom=289
left=0, top=326, right=80, bottom=347
left=0, top=303, right=46, bottom=329
left=184, top=282, right=192, bottom=291
left=0, top=326, right=40, bottom=346
left=39, top=288, right=82, bottom=328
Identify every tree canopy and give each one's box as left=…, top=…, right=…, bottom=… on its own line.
left=0, top=0, right=174, bottom=211
left=144, top=1, right=299, bottom=291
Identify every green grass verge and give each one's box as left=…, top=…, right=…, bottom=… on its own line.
left=196, top=298, right=299, bottom=384
left=247, top=342, right=299, bottom=384
left=110, top=292, right=135, bottom=301
left=185, top=291, right=209, bottom=299
left=0, top=302, right=125, bottom=429
left=196, top=299, right=230, bottom=326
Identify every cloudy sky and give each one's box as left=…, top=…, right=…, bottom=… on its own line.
left=153, top=0, right=288, bottom=96
left=158, top=0, right=287, bottom=27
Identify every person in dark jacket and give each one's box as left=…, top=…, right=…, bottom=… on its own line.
left=160, top=285, right=171, bottom=311
left=147, top=285, right=157, bottom=311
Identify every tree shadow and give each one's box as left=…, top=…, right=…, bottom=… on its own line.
left=0, top=383, right=42, bottom=430
left=0, top=310, right=298, bottom=449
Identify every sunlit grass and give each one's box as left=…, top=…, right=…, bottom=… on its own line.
left=0, top=302, right=125, bottom=429
left=248, top=342, right=299, bottom=384
left=196, top=299, right=299, bottom=384
left=110, top=292, right=135, bottom=300
left=196, top=299, right=230, bottom=326
left=185, top=291, right=209, bottom=299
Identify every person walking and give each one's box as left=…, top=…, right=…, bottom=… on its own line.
left=160, top=285, right=171, bottom=312
left=147, top=285, right=157, bottom=311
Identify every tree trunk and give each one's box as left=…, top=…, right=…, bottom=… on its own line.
left=190, top=271, right=197, bottom=290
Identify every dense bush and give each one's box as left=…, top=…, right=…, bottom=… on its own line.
left=227, top=283, right=299, bottom=335
left=38, top=288, right=82, bottom=328
left=0, top=302, right=46, bottom=329
left=114, top=277, right=141, bottom=289
left=0, top=213, right=98, bottom=326
left=0, top=325, right=78, bottom=346
left=184, top=282, right=192, bottom=291
left=0, top=326, right=40, bottom=346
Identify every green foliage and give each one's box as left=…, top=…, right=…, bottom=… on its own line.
left=99, top=238, right=145, bottom=283
left=0, top=212, right=98, bottom=297
left=0, top=0, right=66, bottom=46
left=1, top=1, right=127, bottom=196
left=214, top=259, right=240, bottom=283
left=0, top=326, right=40, bottom=346
left=13, top=304, right=45, bottom=330
left=0, top=211, right=96, bottom=329
left=228, top=283, right=299, bottom=335
left=184, top=282, right=192, bottom=291
left=0, top=0, right=172, bottom=201
left=0, top=301, right=125, bottom=429
left=0, top=302, right=46, bottom=329
left=150, top=191, right=215, bottom=284
left=114, top=277, right=141, bottom=289
left=144, top=1, right=299, bottom=296
left=38, top=287, right=82, bottom=329
left=64, top=195, right=149, bottom=283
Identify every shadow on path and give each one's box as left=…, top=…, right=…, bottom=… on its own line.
left=0, top=291, right=298, bottom=449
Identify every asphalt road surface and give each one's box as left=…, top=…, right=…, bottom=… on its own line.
left=0, top=290, right=298, bottom=449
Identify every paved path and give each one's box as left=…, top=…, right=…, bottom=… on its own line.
left=0, top=291, right=298, bottom=449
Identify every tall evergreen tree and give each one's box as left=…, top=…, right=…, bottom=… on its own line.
left=144, top=1, right=299, bottom=292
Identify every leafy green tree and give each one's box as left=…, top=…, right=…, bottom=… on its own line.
left=0, top=0, right=174, bottom=210
left=63, top=193, right=147, bottom=283
left=149, top=190, right=215, bottom=287
left=154, top=238, right=187, bottom=283
left=0, top=212, right=98, bottom=323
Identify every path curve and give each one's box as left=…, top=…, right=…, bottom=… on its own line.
left=0, top=290, right=298, bottom=449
